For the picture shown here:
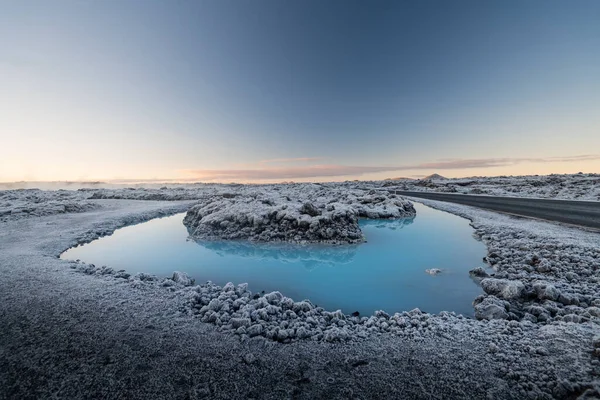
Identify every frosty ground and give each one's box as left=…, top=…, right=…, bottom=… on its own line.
left=390, top=172, right=600, bottom=201
left=1, top=182, right=599, bottom=399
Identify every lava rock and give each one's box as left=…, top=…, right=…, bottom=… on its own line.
left=425, top=268, right=442, bottom=275
left=172, top=271, right=195, bottom=286
left=480, top=278, right=525, bottom=300
left=474, top=296, right=509, bottom=320
left=469, top=267, right=490, bottom=278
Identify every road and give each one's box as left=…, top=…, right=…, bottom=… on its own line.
left=392, top=191, right=600, bottom=231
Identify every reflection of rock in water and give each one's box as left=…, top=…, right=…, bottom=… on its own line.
left=191, top=240, right=358, bottom=271
left=359, top=216, right=415, bottom=230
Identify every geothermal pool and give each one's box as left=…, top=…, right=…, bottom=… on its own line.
left=61, top=203, right=489, bottom=316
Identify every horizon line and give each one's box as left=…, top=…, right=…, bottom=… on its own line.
left=1, top=171, right=598, bottom=187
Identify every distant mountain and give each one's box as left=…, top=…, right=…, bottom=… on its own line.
left=384, top=177, right=414, bottom=181
left=422, top=173, right=447, bottom=180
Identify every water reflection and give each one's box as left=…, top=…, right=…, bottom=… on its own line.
left=359, top=216, right=415, bottom=230
left=192, top=240, right=359, bottom=271
left=190, top=217, right=415, bottom=270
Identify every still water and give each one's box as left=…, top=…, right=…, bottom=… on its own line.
left=61, top=203, right=488, bottom=316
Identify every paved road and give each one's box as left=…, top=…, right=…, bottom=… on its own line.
left=393, top=191, right=600, bottom=231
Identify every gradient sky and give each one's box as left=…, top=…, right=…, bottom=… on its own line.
left=1, top=0, right=600, bottom=183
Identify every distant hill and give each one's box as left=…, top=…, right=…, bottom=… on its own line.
left=422, top=173, right=447, bottom=180
left=385, top=177, right=414, bottom=181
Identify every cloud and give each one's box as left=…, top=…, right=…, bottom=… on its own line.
left=183, top=154, right=600, bottom=182
left=532, top=155, right=600, bottom=163
left=415, top=155, right=600, bottom=170
left=257, top=157, right=323, bottom=165
left=184, top=165, right=395, bottom=181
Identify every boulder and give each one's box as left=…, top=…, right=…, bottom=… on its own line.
left=264, top=291, right=284, bottom=305
left=299, top=202, right=321, bottom=217
left=248, top=324, right=264, bottom=337
left=469, top=267, right=490, bottom=278
left=171, top=271, right=195, bottom=286
left=474, top=296, right=509, bottom=320
left=425, top=268, right=442, bottom=276
left=480, top=278, right=525, bottom=300
left=532, top=282, right=560, bottom=301
left=230, top=318, right=251, bottom=329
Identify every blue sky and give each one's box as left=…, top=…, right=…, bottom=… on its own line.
left=1, top=0, right=599, bottom=182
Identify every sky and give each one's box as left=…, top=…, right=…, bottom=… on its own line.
left=1, top=0, right=599, bottom=183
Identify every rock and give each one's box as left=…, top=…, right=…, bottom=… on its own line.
left=480, top=278, right=525, bottom=300
left=296, top=327, right=311, bottom=339
left=299, top=202, right=321, bottom=217
left=469, top=267, right=489, bottom=278
left=264, top=291, right=284, bottom=305
left=558, top=293, right=578, bottom=306
left=565, top=272, right=580, bottom=282
left=235, top=326, right=247, bottom=335
left=562, top=314, right=582, bottom=323
left=115, top=271, right=131, bottom=279
left=277, top=329, right=292, bottom=341
left=425, top=268, right=442, bottom=276
left=532, top=281, right=560, bottom=301
left=293, top=301, right=313, bottom=313
left=134, top=272, right=158, bottom=282
left=280, top=297, right=295, bottom=310
left=231, top=318, right=251, bottom=329
left=223, top=282, right=235, bottom=292
left=207, top=299, right=223, bottom=312
left=171, top=271, right=195, bottom=286
left=248, top=324, right=264, bottom=337
left=526, top=254, right=540, bottom=266
left=587, top=307, right=600, bottom=318
left=536, top=347, right=549, bottom=356
left=474, top=296, right=509, bottom=320
left=161, top=279, right=176, bottom=287
left=324, top=327, right=349, bottom=342
left=523, top=313, right=537, bottom=323
left=526, top=305, right=548, bottom=317
left=487, top=252, right=502, bottom=265
left=243, top=353, right=256, bottom=365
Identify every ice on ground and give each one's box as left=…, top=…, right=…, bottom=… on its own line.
left=1, top=185, right=599, bottom=399
left=182, top=186, right=415, bottom=244
left=480, top=278, right=525, bottom=300
left=0, top=189, right=101, bottom=222
left=382, top=172, right=600, bottom=200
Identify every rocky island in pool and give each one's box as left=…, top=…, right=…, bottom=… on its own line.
left=183, top=186, right=416, bottom=244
